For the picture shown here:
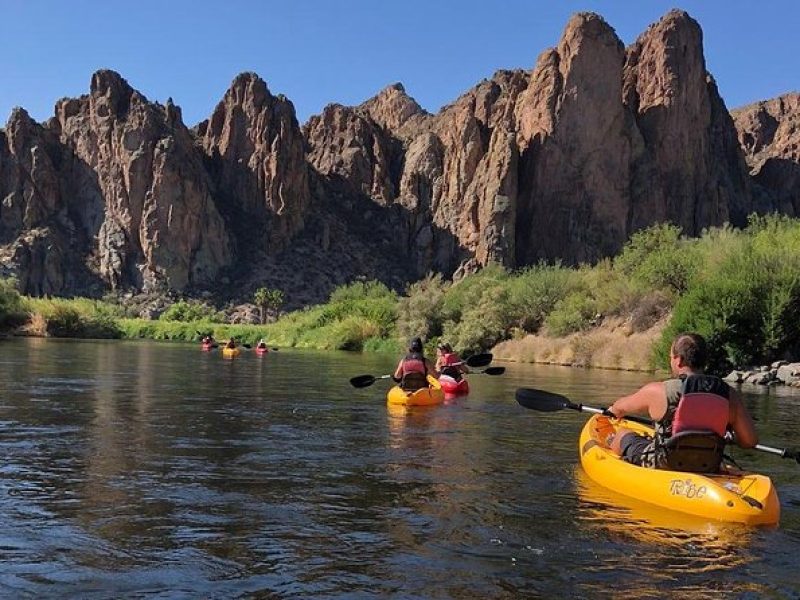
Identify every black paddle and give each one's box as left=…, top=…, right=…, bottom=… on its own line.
left=350, top=352, right=497, bottom=389
left=515, top=387, right=800, bottom=464
left=474, top=366, right=505, bottom=376
left=464, top=353, right=493, bottom=368
left=350, top=374, right=394, bottom=388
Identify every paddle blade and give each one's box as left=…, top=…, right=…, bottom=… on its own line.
left=515, top=388, right=572, bottom=412
left=483, top=366, right=505, bottom=375
left=350, top=374, right=376, bottom=388
left=466, top=353, right=493, bottom=368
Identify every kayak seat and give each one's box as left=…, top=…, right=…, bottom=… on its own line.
left=664, top=430, right=725, bottom=473
left=401, top=372, right=428, bottom=392
left=440, top=366, right=462, bottom=381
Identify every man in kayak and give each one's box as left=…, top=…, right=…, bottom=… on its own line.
left=226, top=338, right=237, bottom=349
left=393, top=337, right=437, bottom=391
left=607, top=332, right=758, bottom=469
left=256, top=339, right=268, bottom=351
left=435, top=343, right=468, bottom=381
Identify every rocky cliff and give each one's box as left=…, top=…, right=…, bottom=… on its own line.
left=732, top=93, right=800, bottom=215
left=0, top=9, right=796, bottom=304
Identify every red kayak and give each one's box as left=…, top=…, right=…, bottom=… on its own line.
left=255, top=346, right=268, bottom=355
left=439, top=375, right=469, bottom=397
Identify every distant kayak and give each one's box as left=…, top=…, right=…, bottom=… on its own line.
left=222, top=347, right=240, bottom=359
left=439, top=375, right=469, bottom=397
left=580, top=414, right=780, bottom=525
left=255, top=347, right=268, bottom=355
left=387, top=375, right=444, bottom=406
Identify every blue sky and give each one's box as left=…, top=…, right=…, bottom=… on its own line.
left=1, top=1, right=797, bottom=127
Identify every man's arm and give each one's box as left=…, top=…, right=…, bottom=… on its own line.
left=608, top=382, right=666, bottom=420
left=728, top=389, right=758, bottom=448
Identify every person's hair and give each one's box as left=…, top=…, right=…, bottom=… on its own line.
left=437, top=342, right=452, bottom=353
left=671, top=332, right=707, bottom=369
left=409, top=337, right=423, bottom=353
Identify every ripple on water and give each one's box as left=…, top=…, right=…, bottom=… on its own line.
left=0, top=339, right=798, bottom=597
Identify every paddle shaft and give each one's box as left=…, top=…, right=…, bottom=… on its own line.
left=572, top=403, right=653, bottom=426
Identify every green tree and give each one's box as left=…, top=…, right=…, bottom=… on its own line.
left=254, top=287, right=285, bottom=324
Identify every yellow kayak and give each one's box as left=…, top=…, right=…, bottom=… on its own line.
left=579, top=414, right=780, bottom=526
left=222, top=347, right=240, bottom=359
left=387, top=375, right=445, bottom=406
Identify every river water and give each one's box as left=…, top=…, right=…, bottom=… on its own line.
left=0, top=338, right=798, bottom=598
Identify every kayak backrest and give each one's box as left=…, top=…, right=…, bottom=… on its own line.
left=440, top=366, right=462, bottom=380
left=401, top=372, right=428, bottom=392
left=664, top=430, right=725, bottom=473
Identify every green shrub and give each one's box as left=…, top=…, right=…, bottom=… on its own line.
left=505, top=262, right=575, bottom=332
left=652, top=219, right=800, bottom=373
left=442, top=287, right=512, bottom=353
left=545, top=293, right=598, bottom=337
left=439, top=265, right=508, bottom=324
left=396, top=274, right=449, bottom=340
left=160, top=299, right=222, bottom=322
left=0, top=278, right=25, bottom=327
left=615, top=223, right=699, bottom=295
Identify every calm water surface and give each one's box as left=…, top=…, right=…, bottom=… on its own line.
left=0, top=338, right=799, bottom=598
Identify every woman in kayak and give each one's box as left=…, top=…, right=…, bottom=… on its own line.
left=606, top=332, right=758, bottom=469
left=256, top=339, right=268, bottom=351
left=393, top=337, right=437, bottom=391
left=436, top=343, right=468, bottom=381
left=225, top=337, right=237, bottom=349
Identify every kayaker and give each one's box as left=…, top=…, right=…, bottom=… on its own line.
left=436, top=343, right=468, bottom=381
left=226, top=338, right=237, bottom=349
left=256, top=339, right=268, bottom=351
left=393, top=337, right=436, bottom=391
left=606, top=332, right=758, bottom=470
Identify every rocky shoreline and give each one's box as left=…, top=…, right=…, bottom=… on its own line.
left=725, top=362, right=800, bottom=388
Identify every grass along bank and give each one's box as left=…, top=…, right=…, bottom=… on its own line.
left=3, top=214, right=800, bottom=374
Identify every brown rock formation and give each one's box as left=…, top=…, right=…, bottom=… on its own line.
left=0, top=108, right=98, bottom=295
left=306, top=10, right=759, bottom=270
left=201, top=73, right=309, bottom=251
left=0, top=9, right=795, bottom=303
left=304, top=102, right=400, bottom=206
left=732, top=93, right=800, bottom=214
left=517, top=10, right=754, bottom=263
left=57, top=69, right=234, bottom=291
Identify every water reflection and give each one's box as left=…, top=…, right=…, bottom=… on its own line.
left=0, top=339, right=798, bottom=597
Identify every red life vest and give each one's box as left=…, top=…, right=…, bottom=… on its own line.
left=402, top=353, right=428, bottom=376
left=441, top=352, right=461, bottom=367
left=670, top=375, right=730, bottom=438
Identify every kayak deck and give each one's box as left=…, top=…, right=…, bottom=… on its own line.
left=222, top=347, right=240, bottom=358
left=579, top=414, right=780, bottom=526
left=387, top=375, right=445, bottom=406
left=439, top=375, right=469, bottom=397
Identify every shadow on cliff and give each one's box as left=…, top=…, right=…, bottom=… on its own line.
left=0, top=147, right=112, bottom=297
left=210, top=168, right=469, bottom=309
left=753, top=158, right=800, bottom=216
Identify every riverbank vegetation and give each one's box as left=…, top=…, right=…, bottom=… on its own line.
left=2, top=214, right=799, bottom=373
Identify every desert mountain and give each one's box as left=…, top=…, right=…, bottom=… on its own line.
left=1, top=10, right=797, bottom=305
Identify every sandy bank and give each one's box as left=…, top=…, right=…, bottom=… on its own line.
left=492, top=317, right=666, bottom=372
